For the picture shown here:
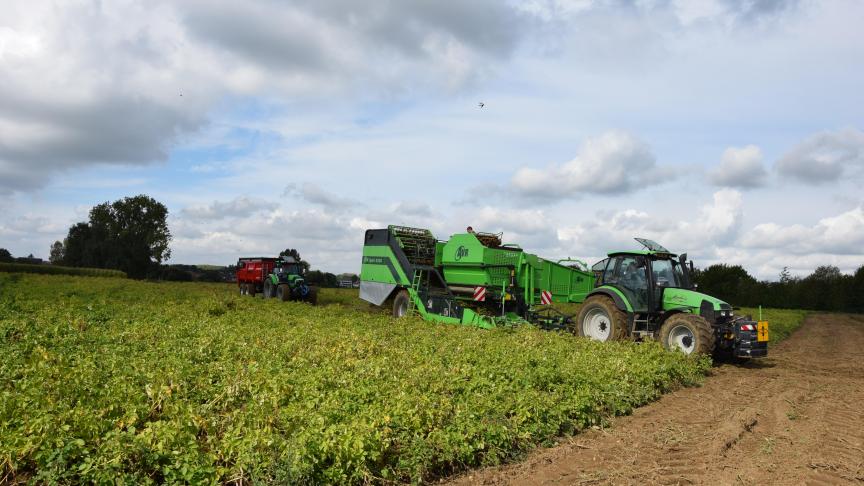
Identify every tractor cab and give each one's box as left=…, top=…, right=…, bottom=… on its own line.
left=275, top=256, right=303, bottom=277
left=591, top=238, right=693, bottom=315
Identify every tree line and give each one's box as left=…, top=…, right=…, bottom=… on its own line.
left=693, top=264, right=864, bottom=313
left=9, top=195, right=355, bottom=286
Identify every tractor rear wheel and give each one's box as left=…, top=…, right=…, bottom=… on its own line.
left=659, top=313, right=714, bottom=356
left=277, top=284, right=291, bottom=302
left=392, top=289, right=410, bottom=318
left=575, top=295, right=629, bottom=342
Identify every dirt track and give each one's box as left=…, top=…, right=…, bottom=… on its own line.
left=449, top=314, right=864, bottom=485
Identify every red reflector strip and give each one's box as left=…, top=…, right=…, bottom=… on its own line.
left=540, top=290, right=552, bottom=305
left=473, top=286, right=486, bottom=302
left=740, top=324, right=755, bottom=331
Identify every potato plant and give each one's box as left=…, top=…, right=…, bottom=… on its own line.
left=0, top=274, right=710, bottom=484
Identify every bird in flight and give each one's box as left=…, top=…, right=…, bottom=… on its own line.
left=478, top=102, right=485, bottom=108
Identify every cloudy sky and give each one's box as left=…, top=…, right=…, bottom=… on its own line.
left=1, top=0, right=863, bottom=278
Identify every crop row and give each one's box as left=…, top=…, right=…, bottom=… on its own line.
left=0, top=262, right=127, bottom=278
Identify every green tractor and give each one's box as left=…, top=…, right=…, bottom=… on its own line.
left=263, top=256, right=318, bottom=305
left=576, top=238, right=768, bottom=358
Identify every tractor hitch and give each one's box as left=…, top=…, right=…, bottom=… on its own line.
left=731, top=319, right=768, bottom=358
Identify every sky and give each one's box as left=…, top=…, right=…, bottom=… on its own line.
left=1, top=0, right=863, bottom=279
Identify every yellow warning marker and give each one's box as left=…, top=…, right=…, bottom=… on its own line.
left=757, top=321, right=769, bottom=342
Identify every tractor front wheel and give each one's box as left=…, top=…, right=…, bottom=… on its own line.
left=659, top=313, right=714, bottom=356
left=305, top=287, right=319, bottom=306
left=277, top=284, right=291, bottom=302
left=575, top=295, right=629, bottom=342
left=263, top=280, right=274, bottom=299
left=392, top=290, right=410, bottom=318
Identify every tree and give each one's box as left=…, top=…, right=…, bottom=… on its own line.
left=852, top=265, right=864, bottom=313
left=62, top=195, right=172, bottom=278
left=279, top=248, right=311, bottom=273
left=0, top=248, right=12, bottom=263
left=693, top=264, right=758, bottom=306
left=779, top=266, right=791, bottom=284
left=49, top=241, right=65, bottom=264
left=305, top=270, right=339, bottom=287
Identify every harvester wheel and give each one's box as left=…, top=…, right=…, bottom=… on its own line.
left=659, top=313, right=714, bottom=356
left=246, top=284, right=256, bottom=297
left=575, top=295, right=628, bottom=342
left=277, top=284, right=291, bottom=302
left=239, top=284, right=245, bottom=295
left=392, top=290, right=410, bottom=318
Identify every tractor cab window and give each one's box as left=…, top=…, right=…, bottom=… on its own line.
left=279, top=264, right=300, bottom=274
left=651, top=258, right=682, bottom=289
left=592, top=258, right=610, bottom=286
left=605, top=255, right=648, bottom=311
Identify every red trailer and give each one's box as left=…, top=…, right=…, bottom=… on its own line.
left=236, top=257, right=277, bottom=296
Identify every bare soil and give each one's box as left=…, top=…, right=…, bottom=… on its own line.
left=447, top=314, right=864, bottom=485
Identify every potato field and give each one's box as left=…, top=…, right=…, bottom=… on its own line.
left=0, top=274, right=806, bottom=484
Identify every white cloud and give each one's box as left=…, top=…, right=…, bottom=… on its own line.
left=511, top=131, right=673, bottom=198
left=171, top=205, right=359, bottom=269
left=470, top=206, right=559, bottom=249
left=774, top=128, right=864, bottom=183
left=390, top=201, right=433, bottom=217
left=284, top=183, right=357, bottom=209
left=740, top=205, right=864, bottom=255
left=557, top=189, right=744, bottom=262
left=0, top=0, right=535, bottom=193
left=181, top=197, right=277, bottom=220
left=711, top=145, right=767, bottom=188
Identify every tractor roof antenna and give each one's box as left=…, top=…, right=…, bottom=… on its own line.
left=634, top=237, right=668, bottom=253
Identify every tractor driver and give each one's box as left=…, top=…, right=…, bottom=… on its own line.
left=622, top=259, right=647, bottom=291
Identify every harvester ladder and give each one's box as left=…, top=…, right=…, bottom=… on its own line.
left=407, top=268, right=424, bottom=313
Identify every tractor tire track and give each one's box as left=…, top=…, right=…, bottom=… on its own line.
left=446, top=314, right=864, bottom=485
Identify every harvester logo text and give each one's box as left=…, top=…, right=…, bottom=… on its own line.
left=455, top=246, right=469, bottom=261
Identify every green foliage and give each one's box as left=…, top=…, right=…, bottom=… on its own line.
left=695, top=263, right=864, bottom=313
left=306, top=269, right=341, bottom=288
left=0, top=262, right=127, bottom=278
left=49, top=241, right=65, bottom=264
left=62, top=194, right=172, bottom=279
left=0, top=275, right=710, bottom=484
left=738, top=307, right=809, bottom=343
left=0, top=248, right=13, bottom=263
